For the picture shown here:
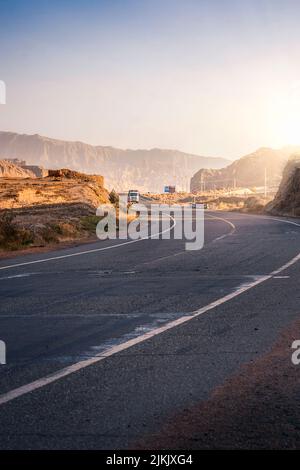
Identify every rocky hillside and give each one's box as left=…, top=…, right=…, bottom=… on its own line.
left=0, top=131, right=229, bottom=192
left=0, top=159, right=36, bottom=178
left=0, top=170, right=108, bottom=210
left=266, top=157, right=300, bottom=216
left=190, top=147, right=300, bottom=192
left=0, top=169, right=109, bottom=251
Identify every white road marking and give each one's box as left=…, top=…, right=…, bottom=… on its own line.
left=0, top=273, right=34, bottom=280
left=139, top=216, right=235, bottom=264
left=262, top=216, right=300, bottom=228
left=206, top=214, right=236, bottom=231
left=0, top=211, right=299, bottom=406
left=0, top=212, right=234, bottom=272
left=0, top=250, right=299, bottom=406
left=272, top=252, right=300, bottom=275
left=141, top=250, right=187, bottom=265
left=225, top=211, right=300, bottom=228
left=206, top=214, right=236, bottom=242
left=0, top=216, right=176, bottom=272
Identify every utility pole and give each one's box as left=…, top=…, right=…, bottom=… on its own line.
left=264, top=167, right=267, bottom=198
left=233, top=169, right=236, bottom=190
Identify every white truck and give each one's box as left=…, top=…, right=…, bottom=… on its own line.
left=128, top=189, right=140, bottom=203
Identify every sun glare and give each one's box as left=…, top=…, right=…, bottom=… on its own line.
left=269, top=82, right=300, bottom=147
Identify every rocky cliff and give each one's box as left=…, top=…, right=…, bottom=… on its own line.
left=0, top=160, right=36, bottom=178
left=266, top=157, right=300, bottom=216
left=190, top=147, right=300, bottom=192
left=0, top=170, right=109, bottom=251
left=0, top=132, right=229, bottom=192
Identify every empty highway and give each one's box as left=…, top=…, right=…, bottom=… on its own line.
left=0, top=210, right=300, bottom=448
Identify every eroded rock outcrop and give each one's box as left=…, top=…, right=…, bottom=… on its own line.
left=190, top=147, right=299, bottom=192
left=266, top=157, right=300, bottom=216
left=0, top=160, right=36, bottom=178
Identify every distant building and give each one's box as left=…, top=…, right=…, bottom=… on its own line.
left=164, top=185, right=176, bottom=194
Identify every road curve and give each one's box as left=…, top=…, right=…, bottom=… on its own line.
left=0, top=211, right=300, bottom=449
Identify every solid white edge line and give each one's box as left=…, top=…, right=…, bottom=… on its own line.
left=205, top=214, right=236, bottom=242
left=1, top=248, right=300, bottom=406
left=206, top=214, right=236, bottom=231
left=0, top=211, right=299, bottom=406
left=0, top=274, right=271, bottom=406
left=0, top=215, right=177, bottom=271
left=218, top=210, right=300, bottom=228
left=0, top=211, right=237, bottom=272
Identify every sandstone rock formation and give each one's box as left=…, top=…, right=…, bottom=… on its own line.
left=190, top=147, right=300, bottom=192
left=0, top=160, right=36, bottom=178
left=266, top=156, right=300, bottom=216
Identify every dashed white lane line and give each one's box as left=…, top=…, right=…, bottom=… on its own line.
left=0, top=273, right=33, bottom=280
left=272, top=252, right=300, bottom=275
left=141, top=215, right=236, bottom=265
left=0, top=212, right=233, bottom=272
left=0, top=212, right=299, bottom=406
left=0, top=216, right=176, bottom=272
left=0, top=249, right=299, bottom=406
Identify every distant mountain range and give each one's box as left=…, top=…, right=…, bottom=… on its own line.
left=0, top=132, right=229, bottom=192
left=190, top=147, right=300, bottom=192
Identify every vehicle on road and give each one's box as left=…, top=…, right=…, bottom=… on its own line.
left=128, top=189, right=140, bottom=203
left=190, top=200, right=209, bottom=209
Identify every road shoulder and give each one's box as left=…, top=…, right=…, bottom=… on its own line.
left=136, top=316, right=300, bottom=449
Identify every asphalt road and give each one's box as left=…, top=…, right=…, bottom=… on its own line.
left=0, top=210, right=300, bottom=449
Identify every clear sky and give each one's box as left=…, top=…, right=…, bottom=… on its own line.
left=1, top=0, right=300, bottom=158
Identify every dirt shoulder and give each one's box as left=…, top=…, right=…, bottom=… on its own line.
left=136, top=317, right=300, bottom=449
left=0, top=233, right=99, bottom=260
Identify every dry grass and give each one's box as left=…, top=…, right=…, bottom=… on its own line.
left=0, top=176, right=109, bottom=210
left=0, top=211, right=33, bottom=250
left=0, top=177, right=139, bottom=253
left=0, top=174, right=110, bottom=252
left=143, top=190, right=271, bottom=214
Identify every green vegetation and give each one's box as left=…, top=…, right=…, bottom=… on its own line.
left=0, top=211, right=33, bottom=250
left=80, top=215, right=101, bottom=232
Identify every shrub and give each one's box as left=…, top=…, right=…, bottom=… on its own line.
left=0, top=211, right=18, bottom=244
left=0, top=210, right=33, bottom=250
left=109, top=189, right=119, bottom=206
left=80, top=215, right=101, bottom=232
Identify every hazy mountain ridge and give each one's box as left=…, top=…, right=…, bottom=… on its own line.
left=190, top=147, right=300, bottom=192
left=0, top=132, right=229, bottom=192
